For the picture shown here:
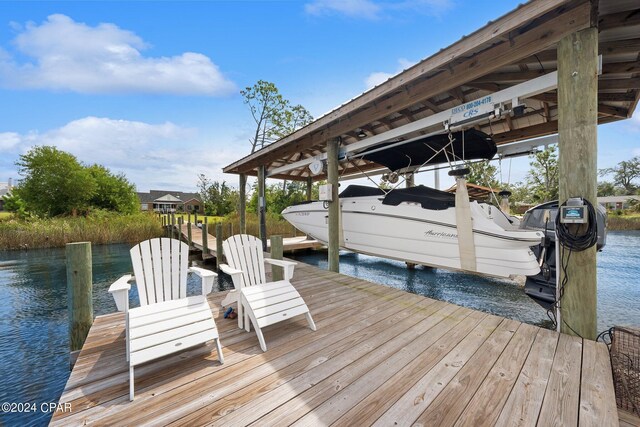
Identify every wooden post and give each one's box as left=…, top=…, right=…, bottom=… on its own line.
left=239, top=173, right=247, bottom=234
left=327, top=138, right=340, bottom=273
left=306, top=177, right=313, bottom=201
left=258, top=165, right=267, bottom=251
left=187, top=219, right=192, bottom=249
left=557, top=26, right=598, bottom=340
left=178, top=217, right=184, bottom=242
left=187, top=213, right=191, bottom=227
left=194, top=212, right=198, bottom=227
left=216, top=223, right=223, bottom=270
left=66, top=242, right=93, bottom=352
left=270, top=235, right=284, bottom=281
left=171, top=214, right=176, bottom=239
left=202, top=218, right=209, bottom=260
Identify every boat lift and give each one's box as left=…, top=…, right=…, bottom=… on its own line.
left=268, top=70, right=561, bottom=178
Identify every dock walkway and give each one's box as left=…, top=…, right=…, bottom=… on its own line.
left=179, top=223, right=323, bottom=257
left=51, top=262, right=619, bottom=426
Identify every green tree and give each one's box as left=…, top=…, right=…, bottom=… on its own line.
left=526, top=146, right=558, bottom=203
left=15, top=146, right=97, bottom=216
left=2, top=192, right=28, bottom=218
left=599, top=156, right=640, bottom=194
left=241, top=80, right=313, bottom=153
left=464, top=160, right=500, bottom=188
left=87, top=164, right=138, bottom=213
left=597, top=181, right=618, bottom=197
left=197, top=174, right=237, bottom=216
left=248, top=181, right=314, bottom=219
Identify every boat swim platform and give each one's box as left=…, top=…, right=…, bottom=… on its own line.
left=51, top=262, right=620, bottom=426
left=178, top=223, right=323, bottom=257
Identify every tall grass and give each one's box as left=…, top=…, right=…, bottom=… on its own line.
left=163, top=212, right=300, bottom=241
left=0, top=211, right=164, bottom=250
left=607, top=215, right=640, bottom=231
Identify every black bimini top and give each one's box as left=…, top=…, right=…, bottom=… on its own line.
left=339, top=184, right=456, bottom=211
left=360, top=129, right=497, bottom=172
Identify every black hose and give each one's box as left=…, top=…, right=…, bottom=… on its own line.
left=554, top=198, right=598, bottom=251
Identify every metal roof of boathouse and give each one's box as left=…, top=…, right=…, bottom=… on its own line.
left=223, top=0, right=640, bottom=181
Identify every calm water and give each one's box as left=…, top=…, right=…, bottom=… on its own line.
left=0, top=232, right=639, bottom=425
left=0, top=244, right=231, bottom=426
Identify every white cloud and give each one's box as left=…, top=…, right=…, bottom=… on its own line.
left=305, top=0, right=452, bottom=20
left=0, top=132, right=21, bottom=151
left=0, top=117, right=240, bottom=191
left=0, top=14, right=236, bottom=96
left=365, top=57, right=416, bottom=88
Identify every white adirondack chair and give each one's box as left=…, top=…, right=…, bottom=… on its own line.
left=108, top=238, right=223, bottom=400
left=219, top=234, right=316, bottom=352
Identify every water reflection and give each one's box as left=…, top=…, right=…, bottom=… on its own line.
left=0, top=231, right=638, bottom=425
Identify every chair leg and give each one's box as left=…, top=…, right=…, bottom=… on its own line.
left=237, top=295, right=244, bottom=330
left=244, top=312, right=251, bottom=332
left=215, top=338, right=224, bottom=364
left=305, top=312, right=317, bottom=331
left=129, top=366, right=135, bottom=401
left=255, top=326, right=267, bottom=352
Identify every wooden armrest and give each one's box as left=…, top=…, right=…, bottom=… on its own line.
left=188, top=267, right=218, bottom=295
left=264, top=259, right=296, bottom=281
left=108, top=274, right=132, bottom=312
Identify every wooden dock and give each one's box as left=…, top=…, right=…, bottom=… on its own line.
left=51, top=262, right=620, bottom=426
left=179, top=223, right=323, bottom=257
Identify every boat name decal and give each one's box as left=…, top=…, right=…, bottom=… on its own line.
left=424, top=229, right=458, bottom=239
left=295, top=212, right=310, bottom=216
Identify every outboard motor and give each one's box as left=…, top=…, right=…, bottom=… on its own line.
left=519, top=200, right=607, bottom=309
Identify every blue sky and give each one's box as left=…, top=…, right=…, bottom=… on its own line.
left=0, top=0, right=638, bottom=193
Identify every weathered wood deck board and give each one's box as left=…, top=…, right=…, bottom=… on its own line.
left=51, top=262, right=619, bottom=426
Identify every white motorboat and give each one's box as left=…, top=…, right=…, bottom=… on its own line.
left=282, top=129, right=544, bottom=278
left=282, top=185, right=543, bottom=278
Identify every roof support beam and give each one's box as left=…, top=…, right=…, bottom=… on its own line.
left=268, top=70, right=559, bottom=176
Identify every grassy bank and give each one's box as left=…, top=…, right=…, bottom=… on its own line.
left=0, top=211, right=164, bottom=250
left=607, top=213, right=640, bottom=231
left=160, top=212, right=299, bottom=241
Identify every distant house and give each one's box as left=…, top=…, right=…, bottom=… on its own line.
left=0, top=180, right=13, bottom=211
left=136, top=190, right=202, bottom=213
left=597, top=195, right=640, bottom=210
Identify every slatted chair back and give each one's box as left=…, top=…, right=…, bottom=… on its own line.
left=130, top=238, right=190, bottom=306
left=222, top=234, right=267, bottom=289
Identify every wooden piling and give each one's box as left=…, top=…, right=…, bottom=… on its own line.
left=327, top=138, right=340, bottom=273
left=178, top=217, right=184, bottom=242
left=557, top=27, right=598, bottom=340
left=216, top=223, right=223, bottom=270
left=306, top=177, right=313, bottom=201
left=187, top=220, right=192, bottom=248
left=258, top=165, right=267, bottom=251
left=239, top=173, right=246, bottom=234
left=270, top=235, right=284, bottom=281
left=202, top=218, right=209, bottom=260
left=66, top=242, right=93, bottom=352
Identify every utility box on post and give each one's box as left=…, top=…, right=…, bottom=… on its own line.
left=319, top=184, right=333, bottom=201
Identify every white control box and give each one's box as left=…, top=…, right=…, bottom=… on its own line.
left=318, top=184, right=333, bottom=201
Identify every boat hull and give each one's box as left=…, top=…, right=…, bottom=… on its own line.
left=282, top=197, right=542, bottom=278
